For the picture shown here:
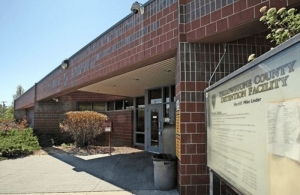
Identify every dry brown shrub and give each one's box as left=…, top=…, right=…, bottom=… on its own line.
left=0, top=116, right=28, bottom=131
left=59, top=111, right=107, bottom=147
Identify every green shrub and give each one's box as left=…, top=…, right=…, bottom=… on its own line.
left=59, top=111, right=107, bottom=147
left=0, top=128, right=41, bottom=157
left=260, top=6, right=300, bottom=45
left=61, top=143, right=68, bottom=148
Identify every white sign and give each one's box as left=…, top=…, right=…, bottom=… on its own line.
left=206, top=40, right=300, bottom=195
left=105, top=127, right=111, bottom=132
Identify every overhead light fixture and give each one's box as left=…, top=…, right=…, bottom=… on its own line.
left=61, top=59, right=69, bottom=69
left=131, top=1, right=144, bottom=15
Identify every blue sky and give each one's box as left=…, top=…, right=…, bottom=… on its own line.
left=0, top=0, right=148, bottom=106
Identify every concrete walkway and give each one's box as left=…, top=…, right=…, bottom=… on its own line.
left=0, top=152, right=178, bottom=195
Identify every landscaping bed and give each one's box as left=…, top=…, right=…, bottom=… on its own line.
left=33, top=145, right=143, bottom=156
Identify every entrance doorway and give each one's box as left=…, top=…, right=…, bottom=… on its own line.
left=145, top=86, right=176, bottom=154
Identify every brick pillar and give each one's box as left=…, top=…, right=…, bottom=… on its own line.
left=176, top=42, right=208, bottom=195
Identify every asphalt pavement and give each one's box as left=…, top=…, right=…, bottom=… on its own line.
left=0, top=152, right=178, bottom=195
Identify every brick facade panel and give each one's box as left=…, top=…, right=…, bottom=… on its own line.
left=15, top=86, right=35, bottom=110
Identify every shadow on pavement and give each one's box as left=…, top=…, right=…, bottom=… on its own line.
left=50, top=150, right=157, bottom=191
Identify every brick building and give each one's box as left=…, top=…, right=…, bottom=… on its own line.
left=15, top=0, right=300, bottom=194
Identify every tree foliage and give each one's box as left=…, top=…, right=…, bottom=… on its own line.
left=0, top=107, right=14, bottom=121
left=12, top=85, right=24, bottom=101
left=260, top=6, right=300, bottom=45
left=0, top=116, right=28, bottom=131
left=59, top=111, right=107, bottom=147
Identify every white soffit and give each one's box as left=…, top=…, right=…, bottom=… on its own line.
left=78, top=57, right=175, bottom=97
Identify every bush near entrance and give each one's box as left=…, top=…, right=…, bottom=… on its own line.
left=59, top=111, right=107, bottom=147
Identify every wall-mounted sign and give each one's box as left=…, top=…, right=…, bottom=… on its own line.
left=205, top=36, right=300, bottom=195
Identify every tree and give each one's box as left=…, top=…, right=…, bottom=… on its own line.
left=12, top=85, right=24, bottom=106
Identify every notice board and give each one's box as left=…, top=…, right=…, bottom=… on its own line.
left=205, top=35, right=300, bottom=195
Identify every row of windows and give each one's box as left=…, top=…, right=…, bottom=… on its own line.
left=78, top=97, right=145, bottom=112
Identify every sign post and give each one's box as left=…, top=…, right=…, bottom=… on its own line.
left=103, top=120, right=112, bottom=156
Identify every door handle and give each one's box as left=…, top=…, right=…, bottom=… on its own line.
left=159, top=132, right=162, bottom=135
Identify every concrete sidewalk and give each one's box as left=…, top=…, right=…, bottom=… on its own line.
left=0, top=152, right=178, bottom=195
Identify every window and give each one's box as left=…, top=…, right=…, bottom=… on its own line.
left=136, top=97, right=145, bottom=108
left=171, top=85, right=176, bottom=102
left=136, top=107, right=145, bottom=132
left=93, top=102, right=105, bottom=112
left=149, top=88, right=162, bottom=104
left=124, top=98, right=134, bottom=109
left=136, top=134, right=145, bottom=144
left=107, top=102, right=114, bottom=111
left=164, top=87, right=170, bottom=103
left=78, top=102, right=105, bottom=112
left=115, top=100, right=123, bottom=110
left=78, top=103, right=92, bottom=111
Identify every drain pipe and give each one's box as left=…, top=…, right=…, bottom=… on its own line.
left=208, top=43, right=227, bottom=87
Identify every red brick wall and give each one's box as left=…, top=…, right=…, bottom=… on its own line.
left=176, top=34, right=272, bottom=195
left=96, top=110, right=133, bottom=147
left=184, top=0, right=300, bottom=42
left=15, top=86, right=35, bottom=110
left=34, top=91, right=127, bottom=134
left=14, top=110, right=26, bottom=120
left=34, top=0, right=178, bottom=102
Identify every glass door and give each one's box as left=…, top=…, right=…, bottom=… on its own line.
left=146, top=104, right=163, bottom=153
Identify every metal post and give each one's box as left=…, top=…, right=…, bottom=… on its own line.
left=109, top=132, right=111, bottom=156
left=210, top=169, right=213, bottom=195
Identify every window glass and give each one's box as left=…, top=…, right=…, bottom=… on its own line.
left=115, top=100, right=123, bottom=110
left=150, top=108, right=159, bottom=146
left=136, top=133, right=145, bottom=144
left=149, top=88, right=162, bottom=104
left=124, top=98, right=134, bottom=109
left=171, top=85, right=176, bottom=102
left=136, top=97, right=145, bottom=108
left=164, top=87, right=170, bottom=103
left=78, top=103, right=92, bottom=111
left=93, top=102, right=105, bottom=112
left=136, top=107, right=145, bottom=132
left=164, top=104, right=170, bottom=118
left=107, top=102, right=114, bottom=111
